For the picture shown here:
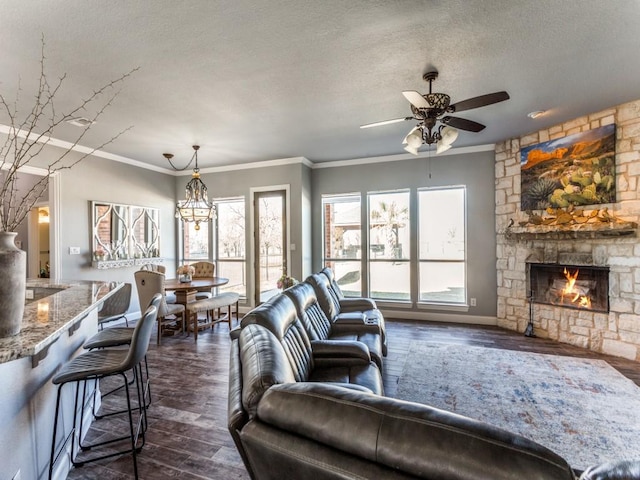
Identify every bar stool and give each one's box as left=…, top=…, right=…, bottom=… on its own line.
left=83, top=293, right=162, bottom=417
left=48, top=304, right=158, bottom=480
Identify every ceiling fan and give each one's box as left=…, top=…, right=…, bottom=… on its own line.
left=361, top=70, right=510, bottom=155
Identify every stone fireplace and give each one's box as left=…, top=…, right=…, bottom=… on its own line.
left=495, top=99, right=640, bottom=361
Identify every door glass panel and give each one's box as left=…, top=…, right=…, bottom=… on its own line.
left=255, top=191, right=286, bottom=304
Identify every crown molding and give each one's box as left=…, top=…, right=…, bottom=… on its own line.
left=311, top=144, right=496, bottom=169
left=0, top=123, right=496, bottom=175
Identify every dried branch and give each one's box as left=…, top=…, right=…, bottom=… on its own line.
left=0, top=37, right=137, bottom=232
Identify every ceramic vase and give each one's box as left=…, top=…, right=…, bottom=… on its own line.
left=0, top=232, right=26, bottom=337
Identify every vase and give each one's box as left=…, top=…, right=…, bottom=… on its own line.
left=0, top=232, right=26, bottom=337
left=179, top=274, right=192, bottom=283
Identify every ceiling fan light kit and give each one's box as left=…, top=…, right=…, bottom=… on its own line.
left=362, top=70, right=510, bottom=156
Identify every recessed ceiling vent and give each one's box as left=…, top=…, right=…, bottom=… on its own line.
left=66, top=117, right=94, bottom=127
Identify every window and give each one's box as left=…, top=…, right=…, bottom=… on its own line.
left=183, top=221, right=210, bottom=260
left=182, top=197, right=246, bottom=298
left=418, top=187, right=466, bottom=304
left=323, top=187, right=466, bottom=306
left=321, top=194, right=362, bottom=297
left=368, top=190, right=410, bottom=301
left=215, top=198, right=246, bottom=297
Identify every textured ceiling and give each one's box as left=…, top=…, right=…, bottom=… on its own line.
left=1, top=0, right=639, bottom=171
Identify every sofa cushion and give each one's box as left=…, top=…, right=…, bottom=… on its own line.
left=309, top=364, right=383, bottom=395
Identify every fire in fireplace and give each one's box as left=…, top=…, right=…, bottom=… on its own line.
left=527, top=263, right=609, bottom=313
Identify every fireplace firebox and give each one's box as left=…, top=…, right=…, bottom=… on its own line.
left=527, top=263, right=609, bottom=313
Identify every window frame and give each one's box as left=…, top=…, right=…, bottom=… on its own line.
left=417, top=185, right=467, bottom=306
left=321, top=193, right=363, bottom=297
left=181, top=195, right=247, bottom=299
left=367, top=189, right=411, bottom=303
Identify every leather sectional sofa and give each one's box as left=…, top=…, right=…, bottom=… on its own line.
left=228, top=269, right=639, bottom=480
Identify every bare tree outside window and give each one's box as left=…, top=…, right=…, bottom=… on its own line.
left=258, top=197, right=282, bottom=281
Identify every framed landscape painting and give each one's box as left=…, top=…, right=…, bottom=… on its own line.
left=520, top=124, right=616, bottom=210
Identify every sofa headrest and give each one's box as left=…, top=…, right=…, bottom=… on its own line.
left=283, top=282, right=317, bottom=314
left=306, top=273, right=339, bottom=318
left=241, top=293, right=299, bottom=340
left=257, top=383, right=575, bottom=480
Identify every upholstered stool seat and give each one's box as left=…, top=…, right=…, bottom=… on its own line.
left=84, top=327, right=135, bottom=349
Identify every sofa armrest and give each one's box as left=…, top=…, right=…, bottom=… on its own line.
left=339, top=298, right=377, bottom=312
left=311, top=339, right=371, bottom=366
left=334, top=311, right=367, bottom=324
left=227, top=337, right=255, bottom=479
left=580, top=460, right=640, bottom=480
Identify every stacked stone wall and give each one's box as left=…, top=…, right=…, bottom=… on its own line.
left=495, top=100, right=640, bottom=360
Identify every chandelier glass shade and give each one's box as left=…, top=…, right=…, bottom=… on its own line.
left=403, top=124, right=458, bottom=156
left=164, top=145, right=216, bottom=230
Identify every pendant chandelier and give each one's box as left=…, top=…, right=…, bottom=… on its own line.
left=163, top=145, right=215, bottom=230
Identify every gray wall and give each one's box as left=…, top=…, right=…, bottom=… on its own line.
left=311, top=150, right=497, bottom=318
left=57, top=155, right=176, bottom=312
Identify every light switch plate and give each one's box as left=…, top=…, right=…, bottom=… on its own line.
left=69, top=246, right=81, bottom=255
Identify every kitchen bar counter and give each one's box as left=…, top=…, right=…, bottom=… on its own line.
left=0, top=279, right=122, bottom=364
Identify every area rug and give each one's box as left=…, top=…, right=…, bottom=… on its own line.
left=394, top=343, right=640, bottom=470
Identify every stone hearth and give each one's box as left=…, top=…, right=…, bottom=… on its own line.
left=495, top=99, right=640, bottom=361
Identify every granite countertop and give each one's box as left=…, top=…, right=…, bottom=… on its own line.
left=0, top=279, right=122, bottom=364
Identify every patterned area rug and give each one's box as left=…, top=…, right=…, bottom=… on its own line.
left=394, top=343, right=640, bottom=470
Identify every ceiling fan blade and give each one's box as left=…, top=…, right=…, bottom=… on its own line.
left=360, top=117, right=412, bottom=129
left=441, top=116, right=486, bottom=132
left=402, top=91, right=430, bottom=109
left=449, top=91, right=510, bottom=113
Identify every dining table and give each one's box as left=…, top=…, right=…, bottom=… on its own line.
left=164, top=276, right=229, bottom=306
left=164, top=276, right=230, bottom=336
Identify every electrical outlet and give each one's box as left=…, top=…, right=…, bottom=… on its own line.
left=69, top=246, right=81, bottom=255
left=25, top=289, right=34, bottom=300
left=12, top=469, right=21, bottom=480
left=470, top=298, right=477, bottom=307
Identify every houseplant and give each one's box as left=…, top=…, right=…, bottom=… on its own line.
left=277, top=273, right=298, bottom=290
left=0, top=40, right=135, bottom=337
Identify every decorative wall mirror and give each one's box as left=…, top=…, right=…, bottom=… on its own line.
left=91, top=201, right=161, bottom=269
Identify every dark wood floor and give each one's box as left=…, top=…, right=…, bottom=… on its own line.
left=65, top=318, right=640, bottom=479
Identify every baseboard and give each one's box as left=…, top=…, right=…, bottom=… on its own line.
left=380, top=308, right=498, bottom=326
